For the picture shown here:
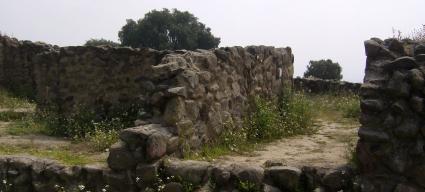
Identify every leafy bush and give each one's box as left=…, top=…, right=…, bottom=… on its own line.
left=119, top=8, right=220, bottom=50
left=303, top=59, right=343, bottom=80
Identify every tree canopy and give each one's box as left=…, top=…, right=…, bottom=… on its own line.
left=118, top=9, right=220, bottom=50
left=84, top=38, right=121, bottom=47
left=303, top=59, right=343, bottom=80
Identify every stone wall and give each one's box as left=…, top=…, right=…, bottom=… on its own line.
left=0, top=35, right=56, bottom=98
left=0, top=155, right=355, bottom=192
left=0, top=34, right=293, bottom=151
left=356, top=38, right=425, bottom=191
left=293, top=77, right=361, bottom=94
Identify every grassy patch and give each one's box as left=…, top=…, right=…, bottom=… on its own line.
left=4, top=114, right=50, bottom=136
left=0, top=144, right=99, bottom=165
left=0, top=88, right=35, bottom=109
left=308, top=93, right=360, bottom=121
left=185, top=91, right=315, bottom=161
left=0, top=111, right=30, bottom=122
left=87, top=129, right=119, bottom=151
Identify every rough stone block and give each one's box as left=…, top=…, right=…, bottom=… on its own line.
left=264, top=166, right=301, bottom=192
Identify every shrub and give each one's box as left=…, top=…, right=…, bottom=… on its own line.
left=87, top=128, right=119, bottom=151
left=185, top=91, right=315, bottom=160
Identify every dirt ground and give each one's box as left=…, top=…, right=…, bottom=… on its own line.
left=213, top=118, right=359, bottom=169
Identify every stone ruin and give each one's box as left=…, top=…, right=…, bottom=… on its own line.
left=2, top=34, right=425, bottom=191
left=358, top=38, right=425, bottom=191
left=293, top=77, right=361, bottom=94
left=0, top=35, right=294, bottom=153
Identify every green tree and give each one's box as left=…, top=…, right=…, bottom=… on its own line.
left=84, top=38, right=121, bottom=47
left=303, top=59, right=343, bottom=80
left=118, top=9, right=220, bottom=50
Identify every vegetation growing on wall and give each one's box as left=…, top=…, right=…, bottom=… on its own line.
left=84, top=38, right=121, bottom=47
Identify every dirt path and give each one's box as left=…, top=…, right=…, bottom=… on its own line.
left=0, top=108, right=71, bottom=149
left=213, top=119, right=359, bottom=169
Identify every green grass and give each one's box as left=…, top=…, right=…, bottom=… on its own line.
left=0, top=88, right=35, bottom=109
left=0, top=144, right=99, bottom=166
left=308, top=92, right=360, bottom=121
left=0, top=111, right=30, bottom=122
left=4, top=115, right=50, bottom=135
left=185, top=91, right=316, bottom=161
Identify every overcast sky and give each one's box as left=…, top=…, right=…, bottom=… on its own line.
left=0, top=0, right=424, bottom=82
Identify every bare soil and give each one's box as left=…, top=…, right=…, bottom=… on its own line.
left=213, top=118, right=359, bottom=169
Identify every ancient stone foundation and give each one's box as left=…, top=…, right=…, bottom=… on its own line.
left=0, top=155, right=356, bottom=192
left=357, top=38, right=425, bottom=191
left=0, top=35, right=294, bottom=150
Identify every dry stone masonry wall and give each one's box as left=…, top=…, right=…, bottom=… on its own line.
left=0, top=155, right=356, bottom=192
left=357, top=38, right=425, bottom=191
left=293, top=77, right=361, bottom=94
left=0, top=34, right=293, bottom=158
left=0, top=36, right=57, bottom=98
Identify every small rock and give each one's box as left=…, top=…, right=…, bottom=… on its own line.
left=360, top=99, right=384, bottom=112
left=167, top=87, right=187, bottom=97
left=264, top=184, right=282, bottom=192
left=107, top=141, right=137, bottom=171
left=384, top=56, right=418, bottom=71
left=358, top=127, right=390, bottom=142
left=164, top=160, right=211, bottom=185
left=408, top=68, right=424, bottom=90
left=163, top=182, right=184, bottom=192
left=231, top=164, right=264, bottom=186
left=409, top=96, right=424, bottom=113
left=322, top=166, right=354, bottom=191
left=414, top=44, right=425, bottom=56
left=394, top=183, right=421, bottom=192
left=264, top=160, right=284, bottom=168
left=166, top=136, right=180, bottom=154
left=264, top=166, right=301, bottom=192
left=135, top=163, right=159, bottom=187
left=146, top=133, right=167, bottom=162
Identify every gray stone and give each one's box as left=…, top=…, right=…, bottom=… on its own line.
left=408, top=69, right=424, bottom=90
left=394, top=119, right=419, bottom=138
left=394, top=183, right=421, bottom=192
left=387, top=71, right=410, bottom=98
left=361, top=99, right=384, bottom=112
left=167, top=136, right=180, bottom=154
left=231, top=164, right=264, bottom=186
left=107, top=141, right=137, bottom=170
left=416, top=54, right=425, bottom=62
left=211, top=166, right=231, bottom=187
left=263, top=184, right=282, bottom=192
left=164, top=160, right=211, bottom=185
left=163, top=97, right=186, bottom=126
left=385, top=56, right=418, bottom=71
left=146, top=133, right=167, bottom=162
left=263, top=160, right=284, bottom=168
left=414, top=44, right=425, bottom=56
left=135, top=163, right=159, bottom=187
left=322, top=166, right=353, bottom=191
left=264, top=166, right=301, bottom=192
left=167, top=87, right=187, bottom=97
left=163, top=182, right=184, bottom=192
left=364, top=39, right=395, bottom=58
left=358, top=127, right=390, bottom=142
left=409, top=96, right=423, bottom=113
